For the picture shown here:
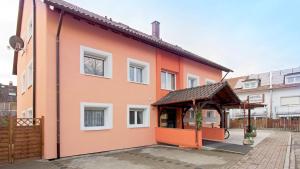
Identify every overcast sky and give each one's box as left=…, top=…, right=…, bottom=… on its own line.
left=1, top=0, right=300, bottom=85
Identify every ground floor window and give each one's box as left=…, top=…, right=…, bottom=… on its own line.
left=80, top=102, right=113, bottom=130
left=127, top=105, right=150, bottom=128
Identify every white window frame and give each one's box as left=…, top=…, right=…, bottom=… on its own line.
left=80, top=45, right=112, bottom=79
left=187, top=73, right=199, bottom=88
left=26, top=59, right=33, bottom=89
left=26, top=14, right=33, bottom=43
left=205, top=79, right=216, bottom=85
left=21, top=71, right=26, bottom=94
left=127, top=104, right=150, bottom=128
left=243, top=80, right=258, bottom=89
left=285, top=74, right=300, bottom=84
left=127, top=58, right=150, bottom=84
left=80, top=102, right=113, bottom=131
left=161, top=71, right=176, bottom=91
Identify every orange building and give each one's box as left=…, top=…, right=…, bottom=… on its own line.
left=13, top=0, right=233, bottom=159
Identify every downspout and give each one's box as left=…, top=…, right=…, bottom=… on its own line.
left=32, top=0, right=36, bottom=118
left=56, top=10, right=64, bottom=159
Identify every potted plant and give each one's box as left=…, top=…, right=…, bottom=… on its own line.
left=252, top=126, right=257, bottom=137
left=243, top=132, right=254, bottom=145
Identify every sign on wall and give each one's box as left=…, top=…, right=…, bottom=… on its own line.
left=248, top=94, right=264, bottom=103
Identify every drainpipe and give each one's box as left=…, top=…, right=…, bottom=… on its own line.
left=56, top=10, right=64, bottom=159
left=32, top=0, right=36, bottom=118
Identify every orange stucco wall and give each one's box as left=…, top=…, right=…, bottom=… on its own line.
left=155, top=127, right=202, bottom=148
left=202, top=127, right=224, bottom=142
left=17, top=1, right=224, bottom=159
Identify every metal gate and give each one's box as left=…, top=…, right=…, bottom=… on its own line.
left=0, top=116, right=44, bottom=164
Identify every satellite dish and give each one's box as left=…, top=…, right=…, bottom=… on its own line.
left=9, top=35, right=24, bottom=52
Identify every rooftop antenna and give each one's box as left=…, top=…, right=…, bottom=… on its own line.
left=9, top=35, right=24, bottom=52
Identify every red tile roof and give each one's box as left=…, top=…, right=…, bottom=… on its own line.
left=153, top=82, right=240, bottom=106
left=41, top=0, right=232, bottom=72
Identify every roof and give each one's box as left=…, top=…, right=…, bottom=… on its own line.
left=153, top=82, right=240, bottom=106
left=226, top=66, right=300, bottom=92
left=12, top=0, right=232, bottom=75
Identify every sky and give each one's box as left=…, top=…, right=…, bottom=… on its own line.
left=0, top=0, right=299, bottom=85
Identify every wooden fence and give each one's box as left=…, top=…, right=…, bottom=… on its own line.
left=0, top=116, right=44, bottom=164
left=230, top=118, right=300, bottom=131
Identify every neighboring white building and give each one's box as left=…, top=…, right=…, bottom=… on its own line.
left=227, top=67, right=300, bottom=119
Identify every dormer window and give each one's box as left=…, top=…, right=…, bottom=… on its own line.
left=243, top=80, right=259, bottom=89
left=285, top=74, right=300, bottom=84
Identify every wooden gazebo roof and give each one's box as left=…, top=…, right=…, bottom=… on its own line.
left=153, top=82, right=241, bottom=107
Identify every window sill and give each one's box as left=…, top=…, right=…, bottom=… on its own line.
left=127, top=125, right=149, bottom=129
left=128, top=80, right=149, bottom=85
left=81, top=73, right=112, bottom=79
left=81, top=126, right=112, bottom=131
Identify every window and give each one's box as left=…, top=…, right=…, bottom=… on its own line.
left=27, top=60, right=33, bottom=88
left=161, top=71, right=176, bottom=90
left=206, top=79, right=216, bottom=85
left=206, top=111, right=216, bottom=122
left=285, top=74, right=300, bottom=84
left=8, top=92, right=16, bottom=96
left=187, top=74, right=199, bottom=88
left=243, top=80, right=258, bottom=89
left=26, top=16, right=33, bottom=43
left=80, top=46, right=112, bottom=78
left=80, top=102, right=113, bottom=130
left=188, top=108, right=195, bottom=124
left=27, top=108, right=33, bottom=118
left=127, top=58, right=150, bottom=84
left=281, top=96, right=300, bottom=106
left=127, top=105, right=150, bottom=128
left=21, top=72, right=26, bottom=94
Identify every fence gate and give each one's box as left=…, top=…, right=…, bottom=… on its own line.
left=0, top=116, right=44, bottom=164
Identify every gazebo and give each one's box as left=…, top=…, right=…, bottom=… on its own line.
left=152, top=81, right=241, bottom=148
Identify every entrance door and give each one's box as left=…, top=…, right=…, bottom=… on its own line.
left=166, top=109, right=177, bottom=128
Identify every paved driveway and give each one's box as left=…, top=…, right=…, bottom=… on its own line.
left=1, top=146, right=242, bottom=169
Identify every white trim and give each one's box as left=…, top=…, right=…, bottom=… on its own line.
left=127, top=58, right=150, bottom=85
left=80, top=45, right=113, bottom=79
left=80, top=102, right=113, bottom=131
left=127, top=104, right=150, bottom=128
left=187, top=73, right=200, bottom=88
left=205, top=79, right=216, bottom=85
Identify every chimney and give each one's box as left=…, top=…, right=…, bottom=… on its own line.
left=151, top=21, right=160, bottom=38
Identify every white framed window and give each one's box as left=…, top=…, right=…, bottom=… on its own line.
left=21, top=71, right=26, bottom=94
left=188, top=108, right=195, bottom=125
left=187, top=73, right=199, bottom=88
left=285, top=74, right=300, bottom=84
left=127, top=105, right=150, bottom=128
left=26, top=15, right=33, bottom=43
left=281, top=96, right=300, bottom=106
left=161, top=71, right=176, bottom=90
left=243, top=80, right=258, bottom=89
left=80, top=102, right=113, bottom=131
left=206, top=110, right=216, bottom=122
left=206, top=79, right=216, bottom=85
left=80, top=46, right=112, bottom=78
left=127, top=58, right=150, bottom=84
left=26, top=60, right=33, bottom=88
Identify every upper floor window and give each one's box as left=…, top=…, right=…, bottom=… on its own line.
left=161, top=71, right=176, bottom=90
left=21, top=72, right=26, bottom=94
left=280, top=96, right=300, bottom=106
left=243, top=80, right=259, bottom=89
left=187, top=74, right=199, bottom=88
left=285, top=74, right=300, bottom=84
left=206, top=79, right=216, bottom=85
left=80, top=46, right=112, bottom=78
left=127, top=105, right=150, bottom=128
left=26, top=16, right=33, bottom=43
left=127, top=58, right=150, bottom=84
left=80, top=102, right=113, bottom=130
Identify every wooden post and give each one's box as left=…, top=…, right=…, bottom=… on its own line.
left=193, top=100, right=198, bottom=146
left=157, top=106, right=161, bottom=127
left=181, top=107, right=185, bottom=129
left=248, top=108, right=251, bottom=132
left=41, top=116, right=44, bottom=159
